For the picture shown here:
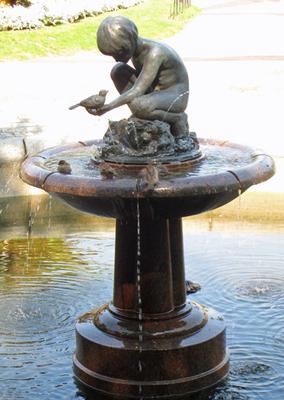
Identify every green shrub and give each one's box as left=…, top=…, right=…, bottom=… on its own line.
left=15, top=1, right=32, bottom=6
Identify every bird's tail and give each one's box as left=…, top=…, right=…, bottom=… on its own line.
left=69, top=103, right=80, bottom=110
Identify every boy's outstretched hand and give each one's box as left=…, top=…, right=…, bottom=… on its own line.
left=85, top=105, right=109, bottom=116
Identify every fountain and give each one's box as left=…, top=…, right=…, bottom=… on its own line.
left=20, top=16, right=275, bottom=399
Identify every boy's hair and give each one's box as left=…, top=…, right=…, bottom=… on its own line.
left=97, top=16, right=138, bottom=56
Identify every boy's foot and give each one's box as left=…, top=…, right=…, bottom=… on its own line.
left=171, top=112, right=189, bottom=139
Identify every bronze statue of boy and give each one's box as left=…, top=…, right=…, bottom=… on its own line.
left=87, top=16, right=190, bottom=140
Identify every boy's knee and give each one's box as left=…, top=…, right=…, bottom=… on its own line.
left=130, top=98, right=152, bottom=119
left=110, top=62, right=126, bottom=81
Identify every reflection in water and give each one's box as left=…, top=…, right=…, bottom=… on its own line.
left=0, top=234, right=114, bottom=400
left=0, top=228, right=284, bottom=399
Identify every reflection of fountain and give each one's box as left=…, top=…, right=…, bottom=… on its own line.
left=20, top=136, right=274, bottom=399
left=20, top=15, right=275, bottom=399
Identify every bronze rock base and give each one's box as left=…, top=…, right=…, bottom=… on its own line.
left=73, top=301, right=229, bottom=399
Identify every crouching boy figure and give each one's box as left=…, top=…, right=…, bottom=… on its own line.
left=87, top=16, right=190, bottom=140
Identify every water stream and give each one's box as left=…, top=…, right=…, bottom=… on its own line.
left=136, top=198, right=143, bottom=399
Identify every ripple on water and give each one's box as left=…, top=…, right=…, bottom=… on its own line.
left=210, top=386, right=250, bottom=400
left=234, top=277, right=284, bottom=302
left=233, top=361, right=272, bottom=377
left=185, top=231, right=284, bottom=400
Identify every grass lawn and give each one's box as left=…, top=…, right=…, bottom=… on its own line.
left=0, top=0, right=200, bottom=60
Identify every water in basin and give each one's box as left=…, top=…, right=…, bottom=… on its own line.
left=43, top=143, right=253, bottom=179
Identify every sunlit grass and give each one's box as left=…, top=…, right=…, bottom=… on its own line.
left=0, top=0, right=200, bottom=60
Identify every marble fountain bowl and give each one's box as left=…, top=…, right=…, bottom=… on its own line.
left=20, top=138, right=275, bottom=400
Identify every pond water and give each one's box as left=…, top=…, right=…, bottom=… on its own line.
left=0, top=200, right=283, bottom=399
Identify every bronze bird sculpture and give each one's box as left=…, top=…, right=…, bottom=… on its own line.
left=69, top=90, right=108, bottom=111
left=138, top=162, right=160, bottom=192
left=99, top=162, right=117, bottom=180
left=57, top=160, right=72, bottom=174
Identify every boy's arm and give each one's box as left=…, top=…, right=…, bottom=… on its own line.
left=89, top=51, right=163, bottom=115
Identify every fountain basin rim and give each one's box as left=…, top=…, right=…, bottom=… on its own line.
left=20, top=138, right=275, bottom=198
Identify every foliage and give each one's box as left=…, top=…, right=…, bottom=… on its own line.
left=0, top=0, right=32, bottom=7
left=15, top=0, right=32, bottom=6
left=0, top=0, right=142, bottom=31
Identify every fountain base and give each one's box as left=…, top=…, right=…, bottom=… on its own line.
left=20, top=138, right=275, bottom=399
left=73, top=302, right=229, bottom=399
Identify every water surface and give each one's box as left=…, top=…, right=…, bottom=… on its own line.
left=43, top=143, right=253, bottom=179
left=0, top=219, right=283, bottom=399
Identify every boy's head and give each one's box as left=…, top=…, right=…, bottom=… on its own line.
left=97, top=16, right=138, bottom=62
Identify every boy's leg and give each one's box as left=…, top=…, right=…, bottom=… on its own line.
left=129, top=90, right=189, bottom=138
left=147, top=110, right=189, bottom=138
left=110, top=63, right=138, bottom=94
